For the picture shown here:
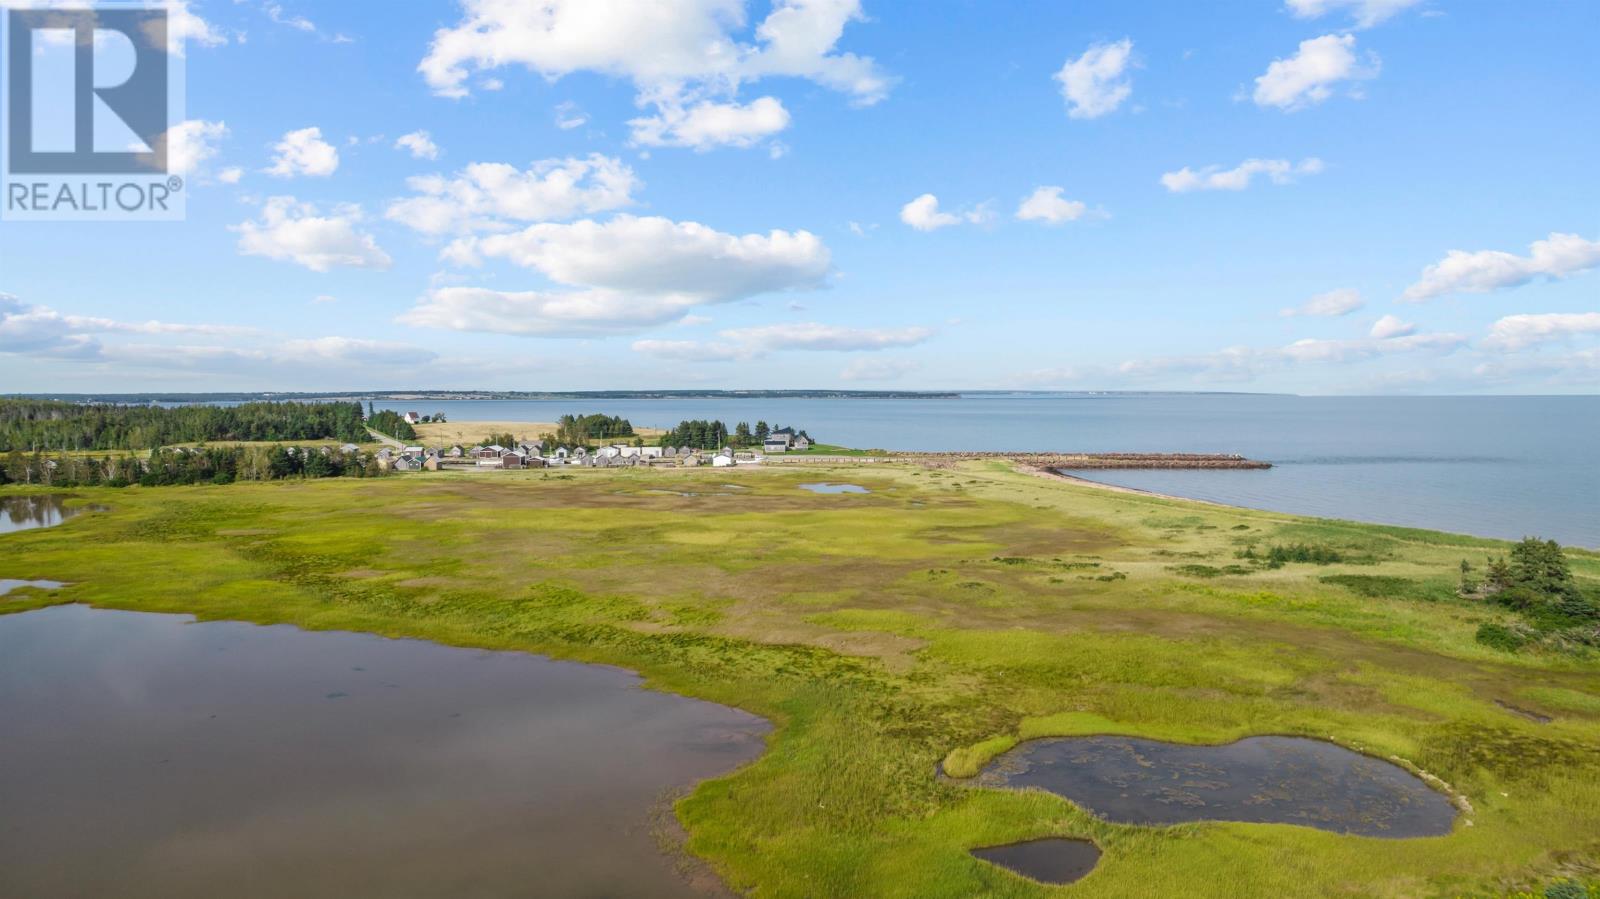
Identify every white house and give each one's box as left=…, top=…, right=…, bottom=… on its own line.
left=403, top=411, right=421, bottom=425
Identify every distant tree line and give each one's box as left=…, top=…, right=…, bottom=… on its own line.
left=0, top=445, right=384, bottom=488
left=0, top=399, right=371, bottom=451
left=365, top=410, right=418, bottom=441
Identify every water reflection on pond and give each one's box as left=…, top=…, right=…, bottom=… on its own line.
left=1, top=494, right=98, bottom=534
left=0, top=579, right=65, bottom=597
left=972, top=838, right=1100, bottom=884
left=798, top=483, right=870, bottom=494
left=976, top=735, right=1456, bottom=838
left=0, top=605, right=770, bottom=898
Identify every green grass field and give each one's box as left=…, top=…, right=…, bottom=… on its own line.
left=3, top=463, right=1597, bottom=897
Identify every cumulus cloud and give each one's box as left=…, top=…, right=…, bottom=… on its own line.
left=386, top=154, right=639, bottom=236
left=1369, top=314, right=1416, bottom=339
left=1402, top=232, right=1600, bottom=301
left=1285, top=0, right=1423, bottom=28
left=1015, top=186, right=1089, bottom=224
left=632, top=321, right=931, bottom=361
left=394, top=130, right=440, bottom=160
left=630, top=96, right=790, bottom=150
left=899, top=194, right=991, bottom=231
left=417, top=0, right=889, bottom=149
left=1253, top=34, right=1377, bottom=111
left=1055, top=38, right=1134, bottom=119
left=1161, top=157, right=1324, bottom=192
left=1481, top=312, right=1600, bottom=351
left=160, top=120, right=229, bottom=178
left=233, top=197, right=392, bottom=272
left=403, top=215, right=831, bottom=336
left=1281, top=288, right=1364, bottom=317
left=265, top=126, right=339, bottom=177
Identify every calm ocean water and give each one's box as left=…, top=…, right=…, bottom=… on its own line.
left=372, top=395, right=1599, bottom=548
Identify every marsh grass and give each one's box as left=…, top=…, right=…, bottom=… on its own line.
left=2, top=465, right=1598, bottom=897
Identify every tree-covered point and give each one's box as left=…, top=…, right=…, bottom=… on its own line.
left=365, top=410, right=417, bottom=441
left=551, top=413, right=634, bottom=446
left=0, top=399, right=372, bottom=451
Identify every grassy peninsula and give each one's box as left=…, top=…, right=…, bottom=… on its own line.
left=3, top=463, right=1598, bottom=897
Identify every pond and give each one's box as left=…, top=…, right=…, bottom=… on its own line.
left=0, top=494, right=97, bottom=534
left=798, top=483, right=870, bottom=494
left=971, top=838, right=1100, bottom=885
left=0, top=605, right=771, bottom=898
left=975, top=735, right=1456, bottom=838
left=0, top=579, right=65, bottom=597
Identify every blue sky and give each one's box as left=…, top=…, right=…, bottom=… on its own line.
left=1, top=0, right=1596, bottom=394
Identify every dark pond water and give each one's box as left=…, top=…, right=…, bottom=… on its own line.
left=0, top=605, right=770, bottom=899
left=0, top=579, right=65, bottom=597
left=975, top=735, right=1456, bottom=838
left=799, top=482, right=870, bottom=494
left=971, top=838, right=1100, bottom=884
left=0, top=494, right=94, bottom=534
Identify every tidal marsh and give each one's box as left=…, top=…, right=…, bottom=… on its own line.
left=2, top=463, right=1597, bottom=897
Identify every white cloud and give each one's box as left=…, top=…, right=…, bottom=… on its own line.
left=1402, top=232, right=1600, bottom=301
left=1285, top=0, right=1423, bottom=28
left=0, top=293, right=256, bottom=361
left=900, top=193, right=991, bottom=231
left=1369, top=313, right=1416, bottom=339
left=161, top=120, right=229, bottom=177
left=1252, top=34, right=1377, bottom=111
left=234, top=197, right=392, bottom=272
left=1055, top=38, right=1134, bottom=119
left=1015, top=186, right=1089, bottom=224
left=265, top=126, right=339, bottom=178
left=453, top=215, right=829, bottom=297
left=630, top=96, right=790, bottom=150
left=555, top=101, right=588, bottom=130
left=217, top=167, right=244, bottom=184
left=418, top=0, right=889, bottom=148
left=394, top=130, right=440, bottom=160
left=1161, top=157, right=1324, bottom=192
left=1481, top=312, right=1600, bottom=351
left=1281, top=288, right=1363, bottom=317
left=404, top=214, right=831, bottom=336
left=386, top=154, right=639, bottom=236
left=263, top=2, right=316, bottom=33
left=312, top=294, right=338, bottom=304
left=632, top=321, right=931, bottom=361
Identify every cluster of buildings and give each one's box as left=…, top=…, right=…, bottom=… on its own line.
left=762, top=427, right=812, bottom=454
left=376, top=440, right=770, bottom=472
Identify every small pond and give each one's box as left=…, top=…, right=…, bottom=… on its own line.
left=975, top=735, right=1456, bottom=838
left=1, top=494, right=97, bottom=534
left=0, top=605, right=770, bottom=898
left=798, top=482, right=870, bottom=494
left=0, top=579, right=65, bottom=597
left=972, top=838, right=1100, bottom=885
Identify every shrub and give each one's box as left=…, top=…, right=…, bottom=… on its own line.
left=1476, top=621, right=1528, bottom=653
